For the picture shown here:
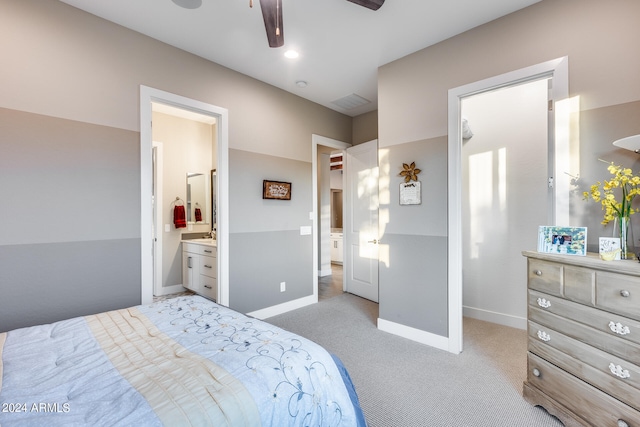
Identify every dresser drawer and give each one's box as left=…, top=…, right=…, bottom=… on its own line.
left=530, top=306, right=640, bottom=366
left=529, top=259, right=563, bottom=296
left=527, top=352, right=640, bottom=426
left=528, top=320, right=640, bottom=409
left=199, top=255, right=216, bottom=278
left=596, top=271, right=640, bottom=321
left=529, top=290, right=640, bottom=347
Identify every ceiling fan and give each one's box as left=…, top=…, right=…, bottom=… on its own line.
left=251, top=0, right=385, bottom=48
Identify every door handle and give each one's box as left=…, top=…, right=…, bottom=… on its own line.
left=368, top=239, right=378, bottom=244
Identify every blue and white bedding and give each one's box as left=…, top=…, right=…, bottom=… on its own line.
left=0, top=295, right=366, bottom=426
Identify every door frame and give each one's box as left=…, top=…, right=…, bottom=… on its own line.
left=447, top=57, right=569, bottom=354
left=140, top=86, right=229, bottom=306
left=312, top=134, right=351, bottom=300
left=152, top=141, right=164, bottom=296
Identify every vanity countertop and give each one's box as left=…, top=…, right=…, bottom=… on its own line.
left=182, top=238, right=217, bottom=247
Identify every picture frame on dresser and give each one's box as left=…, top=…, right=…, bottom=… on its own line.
left=537, top=226, right=587, bottom=256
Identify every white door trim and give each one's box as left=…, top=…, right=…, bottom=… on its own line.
left=311, top=134, right=351, bottom=301
left=152, top=141, right=164, bottom=296
left=140, top=86, right=229, bottom=306
left=447, top=57, right=568, bottom=354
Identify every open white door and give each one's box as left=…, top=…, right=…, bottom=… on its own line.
left=344, top=139, right=379, bottom=302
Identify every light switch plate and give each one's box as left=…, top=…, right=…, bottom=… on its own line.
left=300, top=226, right=312, bottom=235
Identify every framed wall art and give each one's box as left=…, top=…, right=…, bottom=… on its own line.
left=263, top=180, right=291, bottom=200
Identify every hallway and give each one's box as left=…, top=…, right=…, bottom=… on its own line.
left=319, top=264, right=343, bottom=300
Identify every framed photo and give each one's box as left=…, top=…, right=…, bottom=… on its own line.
left=263, top=180, right=291, bottom=200
left=537, top=226, right=587, bottom=256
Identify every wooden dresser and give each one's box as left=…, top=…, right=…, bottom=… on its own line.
left=523, top=251, right=640, bottom=427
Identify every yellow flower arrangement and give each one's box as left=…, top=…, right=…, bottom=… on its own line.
left=583, top=161, right=640, bottom=225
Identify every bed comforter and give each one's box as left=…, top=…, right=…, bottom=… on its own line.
left=0, top=295, right=366, bottom=427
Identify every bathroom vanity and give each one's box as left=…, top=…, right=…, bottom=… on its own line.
left=182, top=239, right=217, bottom=301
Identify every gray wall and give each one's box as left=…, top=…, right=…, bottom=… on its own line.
left=0, top=108, right=140, bottom=331
left=378, top=0, right=640, bottom=338
left=0, top=0, right=350, bottom=332
left=378, top=137, right=448, bottom=335
left=228, top=149, right=313, bottom=313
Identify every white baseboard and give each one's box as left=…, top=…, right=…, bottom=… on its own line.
left=377, top=318, right=451, bottom=353
left=247, top=294, right=318, bottom=320
left=155, top=284, right=186, bottom=296
left=318, top=268, right=332, bottom=277
left=463, top=306, right=526, bottom=330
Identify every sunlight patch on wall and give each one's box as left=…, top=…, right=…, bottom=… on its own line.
left=378, top=149, right=390, bottom=267
left=555, top=96, right=581, bottom=225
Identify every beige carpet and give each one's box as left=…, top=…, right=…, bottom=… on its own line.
left=267, top=292, right=563, bottom=427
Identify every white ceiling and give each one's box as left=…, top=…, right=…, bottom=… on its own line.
left=59, top=0, right=541, bottom=117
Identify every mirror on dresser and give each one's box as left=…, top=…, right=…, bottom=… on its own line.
left=186, top=172, right=210, bottom=224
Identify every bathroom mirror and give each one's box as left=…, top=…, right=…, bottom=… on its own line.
left=186, top=172, right=210, bottom=224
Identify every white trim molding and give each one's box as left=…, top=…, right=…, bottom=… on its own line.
left=247, top=295, right=317, bottom=320
left=377, top=318, right=450, bottom=352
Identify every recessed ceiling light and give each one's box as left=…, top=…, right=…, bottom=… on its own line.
left=284, top=50, right=299, bottom=59
left=296, top=81, right=308, bottom=88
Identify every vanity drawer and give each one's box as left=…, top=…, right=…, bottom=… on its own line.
left=528, top=259, right=563, bottom=297
left=198, top=245, right=216, bottom=257
left=199, top=255, right=216, bottom=278
left=200, top=275, right=217, bottom=301
left=529, top=306, right=640, bottom=366
left=528, top=321, right=640, bottom=409
left=526, top=352, right=640, bottom=426
left=596, top=271, right=640, bottom=321
left=529, top=290, right=640, bottom=347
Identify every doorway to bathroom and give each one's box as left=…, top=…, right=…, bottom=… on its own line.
left=140, top=86, right=229, bottom=306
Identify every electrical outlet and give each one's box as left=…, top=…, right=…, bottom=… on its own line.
left=280, top=282, right=286, bottom=292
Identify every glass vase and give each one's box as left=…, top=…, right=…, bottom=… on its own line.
left=613, top=216, right=633, bottom=260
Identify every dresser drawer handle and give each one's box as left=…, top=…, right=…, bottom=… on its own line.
left=620, top=289, right=630, bottom=298
left=204, top=285, right=212, bottom=289
left=609, top=363, right=631, bottom=379
left=536, top=298, right=551, bottom=309
left=204, top=249, right=213, bottom=254
left=204, top=264, right=213, bottom=269
left=618, top=420, right=629, bottom=427
left=537, top=331, right=551, bottom=342
left=609, top=321, right=631, bottom=336
left=534, top=270, right=542, bottom=276
left=532, top=368, right=541, bottom=377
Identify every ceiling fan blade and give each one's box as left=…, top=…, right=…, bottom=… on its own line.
left=345, top=0, right=385, bottom=11
left=258, top=0, right=284, bottom=48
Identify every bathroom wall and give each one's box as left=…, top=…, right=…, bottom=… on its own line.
left=152, top=111, right=216, bottom=289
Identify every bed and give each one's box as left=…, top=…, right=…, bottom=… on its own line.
left=0, top=295, right=366, bottom=426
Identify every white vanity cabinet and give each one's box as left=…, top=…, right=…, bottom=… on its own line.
left=182, top=241, right=217, bottom=301
left=330, top=232, right=343, bottom=264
